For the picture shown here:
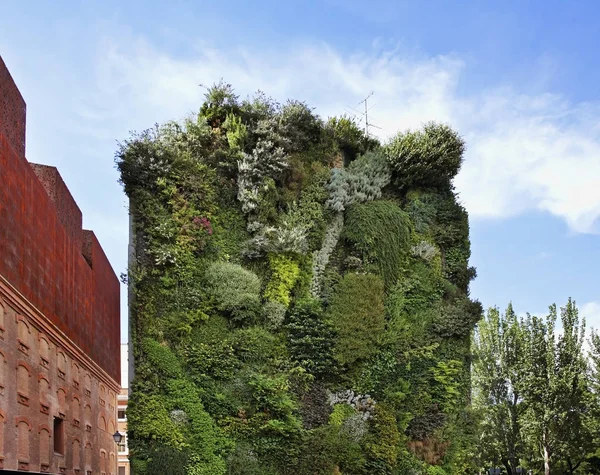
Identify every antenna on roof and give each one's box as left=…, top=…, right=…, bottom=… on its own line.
left=346, top=91, right=382, bottom=137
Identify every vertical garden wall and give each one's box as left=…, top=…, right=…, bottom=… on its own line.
left=117, top=83, right=482, bottom=475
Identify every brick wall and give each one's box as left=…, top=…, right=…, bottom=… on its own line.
left=0, top=293, right=119, bottom=473
left=0, top=55, right=120, bottom=382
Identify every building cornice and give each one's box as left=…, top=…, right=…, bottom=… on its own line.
left=0, top=275, right=120, bottom=393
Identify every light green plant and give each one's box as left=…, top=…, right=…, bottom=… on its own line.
left=264, top=254, right=301, bottom=307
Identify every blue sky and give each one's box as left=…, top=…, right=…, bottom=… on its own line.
left=2, top=0, right=600, bottom=342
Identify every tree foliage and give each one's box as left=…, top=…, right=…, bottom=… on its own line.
left=473, top=299, right=598, bottom=475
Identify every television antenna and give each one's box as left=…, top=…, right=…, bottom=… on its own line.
left=345, top=91, right=382, bottom=137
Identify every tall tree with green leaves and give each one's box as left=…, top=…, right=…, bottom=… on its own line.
left=519, top=299, right=588, bottom=475
left=473, top=304, right=524, bottom=474
left=581, top=329, right=600, bottom=474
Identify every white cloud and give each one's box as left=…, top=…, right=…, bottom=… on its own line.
left=85, top=35, right=600, bottom=235
left=581, top=301, right=600, bottom=331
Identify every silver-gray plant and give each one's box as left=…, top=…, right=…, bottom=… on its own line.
left=327, top=389, right=376, bottom=420
left=310, top=212, right=344, bottom=297
left=341, top=413, right=369, bottom=442
left=244, top=219, right=309, bottom=257
left=237, top=139, right=288, bottom=213
left=169, top=409, right=189, bottom=426
left=411, top=240, right=440, bottom=262
left=326, top=151, right=391, bottom=212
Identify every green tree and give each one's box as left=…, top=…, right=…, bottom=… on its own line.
left=519, top=299, right=588, bottom=475
left=473, top=304, right=524, bottom=474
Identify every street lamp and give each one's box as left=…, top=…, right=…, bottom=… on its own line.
left=113, top=431, right=123, bottom=444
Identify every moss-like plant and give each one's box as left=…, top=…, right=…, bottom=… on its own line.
left=343, top=200, right=412, bottom=288
left=327, top=273, right=386, bottom=367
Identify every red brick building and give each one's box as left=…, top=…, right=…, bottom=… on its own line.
left=0, top=56, right=121, bottom=474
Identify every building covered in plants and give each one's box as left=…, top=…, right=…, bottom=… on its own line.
left=119, top=83, right=482, bottom=474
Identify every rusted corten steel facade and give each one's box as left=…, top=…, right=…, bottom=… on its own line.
left=0, top=56, right=121, bottom=474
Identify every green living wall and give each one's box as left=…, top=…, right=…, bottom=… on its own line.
left=117, top=83, right=482, bottom=475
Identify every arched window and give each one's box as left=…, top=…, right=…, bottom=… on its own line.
left=72, top=362, right=80, bottom=389
left=110, top=452, right=116, bottom=475
left=72, top=439, right=81, bottom=470
left=84, top=373, right=91, bottom=397
left=0, top=350, right=5, bottom=394
left=39, top=336, right=50, bottom=368
left=98, top=414, right=107, bottom=432
left=39, top=374, right=50, bottom=414
left=73, top=396, right=81, bottom=426
left=39, top=425, right=51, bottom=467
left=99, top=384, right=106, bottom=407
left=100, top=449, right=107, bottom=474
left=85, top=442, right=92, bottom=471
left=17, top=317, right=30, bottom=355
left=16, top=419, right=30, bottom=463
left=109, top=390, right=115, bottom=412
left=17, top=363, right=30, bottom=403
left=57, top=388, right=67, bottom=418
left=57, top=351, right=67, bottom=380
left=84, top=404, right=92, bottom=432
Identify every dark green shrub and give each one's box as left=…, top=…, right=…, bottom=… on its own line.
left=126, top=393, right=184, bottom=453
left=230, top=326, right=284, bottom=369
left=279, top=100, right=323, bottom=152
left=364, top=404, right=402, bottom=468
left=227, top=444, right=279, bottom=475
left=325, top=115, right=379, bottom=164
left=286, top=299, right=338, bottom=378
left=186, top=340, right=239, bottom=382
left=200, top=80, right=240, bottom=128
left=146, top=445, right=190, bottom=475
left=166, top=378, right=232, bottom=471
left=299, top=382, right=331, bottom=429
left=388, top=260, right=445, bottom=318
left=288, top=426, right=365, bottom=475
left=431, top=296, right=483, bottom=338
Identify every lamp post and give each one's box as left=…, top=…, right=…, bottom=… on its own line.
left=113, top=431, right=123, bottom=444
